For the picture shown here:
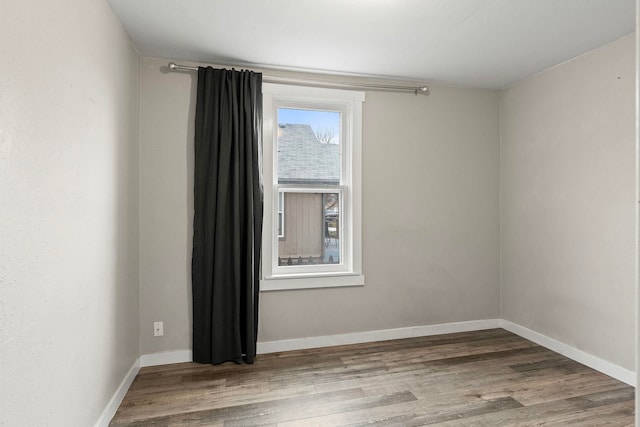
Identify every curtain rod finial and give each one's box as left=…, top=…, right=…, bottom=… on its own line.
left=415, top=86, right=430, bottom=96
left=168, top=62, right=178, bottom=70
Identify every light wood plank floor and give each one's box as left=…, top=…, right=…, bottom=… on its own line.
left=110, top=329, right=634, bottom=426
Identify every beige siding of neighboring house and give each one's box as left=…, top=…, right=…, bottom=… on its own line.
left=278, top=193, right=323, bottom=259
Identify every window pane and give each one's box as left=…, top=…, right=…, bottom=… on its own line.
left=277, top=108, right=341, bottom=185
left=277, top=192, right=340, bottom=266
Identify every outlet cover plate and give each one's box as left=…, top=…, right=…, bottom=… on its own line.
left=154, top=321, right=164, bottom=337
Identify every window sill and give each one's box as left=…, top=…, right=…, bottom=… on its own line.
left=260, top=273, right=365, bottom=291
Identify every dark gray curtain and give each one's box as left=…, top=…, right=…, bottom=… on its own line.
left=191, top=67, right=262, bottom=364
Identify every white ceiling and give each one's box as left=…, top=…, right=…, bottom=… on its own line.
left=108, top=0, right=635, bottom=89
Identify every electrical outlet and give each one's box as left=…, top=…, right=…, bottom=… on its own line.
left=153, top=321, right=164, bottom=337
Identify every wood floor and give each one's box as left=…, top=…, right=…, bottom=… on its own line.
left=110, top=329, right=634, bottom=426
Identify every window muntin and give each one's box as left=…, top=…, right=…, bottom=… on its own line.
left=261, top=84, right=364, bottom=290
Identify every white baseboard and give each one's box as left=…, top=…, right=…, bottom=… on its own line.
left=94, top=357, right=141, bottom=427
left=256, top=319, right=502, bottom=354
left=136, top=320, right=502, bottom=366
left=499, top=320, right=636, bottom=387
left=140, top=349, right=193, bottom=367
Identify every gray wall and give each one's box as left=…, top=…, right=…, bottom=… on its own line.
left=500, top=33, right=636, bottom=370
left=0, top=0, right=140, bottom=425
left=139, top=58, right=195, bottom=355
left=138, top=56, right=500, bottom=354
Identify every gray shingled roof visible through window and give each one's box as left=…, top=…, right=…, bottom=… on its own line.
left=277, top=123, right=340, bottom=185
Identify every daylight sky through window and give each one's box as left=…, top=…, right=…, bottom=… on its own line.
left=278, top=108, right=340, bottom=144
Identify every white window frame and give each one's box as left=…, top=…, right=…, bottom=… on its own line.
left=261, top=83, right=365, bottom=291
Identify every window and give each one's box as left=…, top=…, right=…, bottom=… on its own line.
left=261, top=84, right=365, bottom=290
